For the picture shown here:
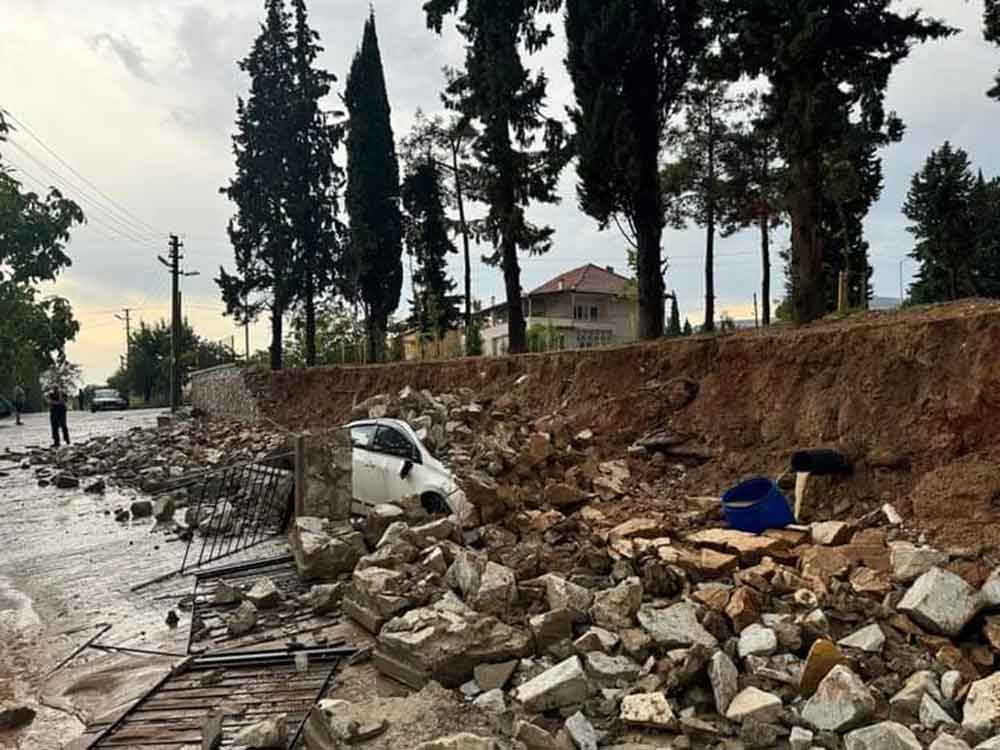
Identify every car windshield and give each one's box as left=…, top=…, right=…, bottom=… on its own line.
left=350, top=424, right=377, bottom=449
left=95, top=389, right=119, bottom=398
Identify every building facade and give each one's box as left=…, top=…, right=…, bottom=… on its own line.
left=481, top=264, right=637, bottom=356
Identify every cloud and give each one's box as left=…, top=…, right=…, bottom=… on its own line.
left=90, top=32, right=155, bottom=83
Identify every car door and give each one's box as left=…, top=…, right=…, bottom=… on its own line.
left=348, top=423, right=382, bottom=506
left=371, top=424, right=421, bottom=502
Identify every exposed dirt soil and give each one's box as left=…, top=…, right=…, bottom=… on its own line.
left=249, top=300, right=1000, bottom=551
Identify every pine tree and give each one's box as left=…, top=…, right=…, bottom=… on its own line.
left=288, top=0, right=345, bottom=367
left=426, top=0, right=571, bottom=354
left=565, top=0, right=707, bottom=341
left=345, top=11, right=403, bottom=361
left=682, top=318, right=693, bottom=336
left=666, top=294, right=682, bottom=337
left=986, top=0, right=1000, bottom=100
left=402, top=159, right=461, bottom=338
left=903, top=142, right=979, bottom=302
left=971, top=173, right=1000, bottom=297
left=218, top=0, right=298, bottom=370
left=712, top=0, right=954, bottom=324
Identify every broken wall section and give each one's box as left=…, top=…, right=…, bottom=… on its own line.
left=295, top=428, right=353, bottom=521
left=190, top=363, right=262, bottom=422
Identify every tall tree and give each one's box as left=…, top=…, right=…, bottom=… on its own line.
left=987, top=0, right=1000, bottom=100
left=903, top=142, right=977, bottom=302
left=671, top=79, right=737, bottom=332
left=288, top=0, right=346, bottom=366
left=402, top=159, right=462, bottom=337
left=345, top=11, right=403, bottom=361
left=712, top=0, right=954, bottom=324
left=400, top=109, right=479, bottom=341
left=971, top=173, right=1000, bottom=297
left=218, top=0, right=297, bottom=370
left=666, top=293, right=682, bottom=336
left=565, top=0, right=707, bottom=341
left=426, top=0, right=571, bottom=354
left=719, top=101, right=785, bottom=327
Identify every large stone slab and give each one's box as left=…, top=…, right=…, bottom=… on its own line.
left=289, top=517, right=366, bottom=581
left=898, top=567, right=981, bottom=637
left=512, top=656, right=592, bottom=712
left=637, top=602, right=718, bottom=649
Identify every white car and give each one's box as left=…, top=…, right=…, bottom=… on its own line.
left=347, top=418, right=467, bottom=518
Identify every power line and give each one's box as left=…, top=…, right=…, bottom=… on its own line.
left=2, top=108, right=163, bottom=237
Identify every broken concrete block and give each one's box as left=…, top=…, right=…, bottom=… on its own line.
left=838, top=623, right=886, bottom=653
left=637, top=602, right=718, bottom=649
left=212, top=580, right=242, bottom=605
left=620, top=692, right=676, bottom=729
left=584, top=652, right=640, bottom=687
left=473, top=689, right=507, bottom=714
left=515, top=719, right=560, bottom=750
left=726, top=586, right=763, bottom=633
left=227, top=600, right=257, bottom=636
left=234, top=714, right=287, bottom=748
left=545, top=575, right=594, bottom=622
left=512, top=656, right=592, bottom=712
left=530, top=609, right=575, bottom=652
left=738, top=624, right=778, bottom=659
left=708, top=651, right=739, bottom=715
left=414, top=734, right=498, bottom=750
left=891, top=671, right=945, bottom=725
left=963, top=673, right=1000, bottom=734
left=811, top=521, right=853, bottom=546
left=565, top=711, right=598, bottom=750
left=843, top=721, right=922, bottom=750
left=898, top=567, right=981, bottom=637
left=471, top=561, right=517, bottom=615
left=290, top=517, right=366, bottom=581
left=724, top=687, right=783, bottom=724
left=246, top=578, right=281, bottom=609
left=573, top=627, right=619, bottom=654
left=789, top=726, right=814, bottom=750
left=364, top=504, right=406, bottom=546
left=802, top=665, right=875, bottom=732
left=376, top=593, right=532, bottom=689
left=590, top=577, right=642, bottom=630
left=921, top=693, right=957, bottom=729
left=474, top=660, right=518, bottom=692
left=890, top=542, right=949, bottom=583
left=309, top=583, right=343, bottom=614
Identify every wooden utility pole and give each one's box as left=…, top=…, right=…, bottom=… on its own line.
left=158, top=235, right=198, bottom=412
left=114, top=308, right=132, bottom=368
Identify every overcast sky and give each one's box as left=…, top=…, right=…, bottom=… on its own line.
left=3, top=0, right=998, bottom=383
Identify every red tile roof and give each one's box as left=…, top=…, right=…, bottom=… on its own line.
left=530, top=263, right=630, bottom=297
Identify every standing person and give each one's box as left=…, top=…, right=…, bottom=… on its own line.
left=77, top=388, right=86, bottom=411
left=12, top=383, right=25, bottom=426
left=48, top=386, right=70, bottom=447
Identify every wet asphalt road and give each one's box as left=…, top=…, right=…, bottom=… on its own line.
left=0, top=408, right=193, bottom=749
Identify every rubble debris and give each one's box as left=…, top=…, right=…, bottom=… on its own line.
left=799, top=639, right=847, bottom=696
left=246, top=578, right=282, bottom=609
left=724, top=687, right=782, bottom=724
left=309, top=583, right=343, bottom=614
left=890, top=542, right=950, bottom=583
left=290, top=517, right=365, bottom=580
left=897, top=567, right=981, bottom=637
left=414, top=734, right=498, bottom=750
left=515, top=719, right=560, bottom=750
left=838, top=624, right=886, bottom=653
left=708, top=651, right=739, bottom=714
left=201, top=710, right=223, bottom=750
left=544, top=575, right=594, bottom=622
left=620, top=692, right=676, bottom=729
left=233, top=714, right=287, bottom=748
left=963, top=673, right=1000, bottom=733
left=802, top=665, right=876, bottom=732
left=474, top=660, right=518, bottom=692
left=843, top=721, right=922, bottom=750
left=637, top=602, right=718, bottom=649
left=738, top=623, right=778, bottom=658
left=565, top=711, right=599, bottom=750
left=227, top=600, right=258, bottom=636
left=590, top=577, right=642, bottom=630
left=512, top=656, right=592, bottom=712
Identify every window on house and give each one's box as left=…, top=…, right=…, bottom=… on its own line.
left=574, top=305, right=583, bottom=320
left=590, top=305, right=599, bottom=320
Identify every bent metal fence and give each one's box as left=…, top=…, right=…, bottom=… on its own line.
left=177, top=454, right=295, bottom=574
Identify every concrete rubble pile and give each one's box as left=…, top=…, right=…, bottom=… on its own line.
left=289, top=386, right=1000, bottom=750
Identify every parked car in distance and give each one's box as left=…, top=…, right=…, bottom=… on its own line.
left=347, top=418, right=467, bottom=517
left=0, top=397, right=11, bottom=419
left=91, top=388, right=129, bottom=412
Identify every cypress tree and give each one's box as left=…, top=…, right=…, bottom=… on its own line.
left=425, top=0, right=571, bottom=354
left=402, top=159, right=461, bottom=338
left=667, top=294, right=682, bottom=337
left=565, top=0, right=707, bottom=342
left=711, top=0, right=954, bottom=324
left=218, top=0, right=297, bottom=370
left=345, top=11, right=403, bottom=361
left=288, top=0, right=345, bottom=367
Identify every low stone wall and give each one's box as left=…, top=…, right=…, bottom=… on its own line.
left=190, top=363, right=262, bottom=422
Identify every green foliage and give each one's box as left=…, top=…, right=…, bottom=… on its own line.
left=986, top=0, right=1000, bottom=100
left=774, top=297, right=793, bottom=322
left=711, top=0, right=955, bottom=324
left=565, top=0, right=707, bottom=341
left=667, top=294, right=682, bottom=337
left=402, top=159, right=461, bottom=337
left=0, top=112, right=84, bottom=407
left=902, top=142, right=1000, bottom=303
left=682, top=318, right=693, bottom=336
left=345, top=11, right=403, bottom=361
left=717, top=312, right=736, bottom=332
left=464, top=313, right=484, bottom=357
left=285, top=301, right=368, bottom=366
left=527, top=323, right=563, bottom=353
left=425, top=0, right=572, bottom=354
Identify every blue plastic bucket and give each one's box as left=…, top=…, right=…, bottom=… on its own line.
left=721, top=477, right=795, bottom=534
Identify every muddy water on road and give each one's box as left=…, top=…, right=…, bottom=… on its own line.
left=0, top=410, right=193, bottom=749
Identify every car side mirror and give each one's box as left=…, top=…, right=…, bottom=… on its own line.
left=400, top=459, right=413, bottom=479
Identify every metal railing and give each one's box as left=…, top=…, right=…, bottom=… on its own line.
left=178, top=454, right=295, bottom=573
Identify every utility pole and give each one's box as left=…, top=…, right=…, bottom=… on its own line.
left=115, top=308, right=132, bottom=369
left=158, top=235, right=199, bottom=412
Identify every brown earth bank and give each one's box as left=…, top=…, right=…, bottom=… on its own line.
left=245, top=300, right=1000, bottom=551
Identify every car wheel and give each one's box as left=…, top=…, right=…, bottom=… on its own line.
left=421, top=492, right=449, bottom=516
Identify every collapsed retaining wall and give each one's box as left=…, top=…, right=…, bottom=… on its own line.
left=241, top=300, right=1000, bottom=547
left=190, top=363, right=262, bottom=422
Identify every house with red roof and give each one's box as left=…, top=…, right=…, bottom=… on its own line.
left=480, top=263, right=637, bottom=356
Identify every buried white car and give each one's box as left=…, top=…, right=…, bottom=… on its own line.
left=347, top=418, right=469, bottom=518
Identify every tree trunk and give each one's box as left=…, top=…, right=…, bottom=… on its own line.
left=703, top=135, right=716, bottom=333
left=270, top=303, right=283, bottom=371
left=304, top=269, right=316, bottom=367
left=497, top=120, right=527, bottom=354
left=453, top=144, right=473, bottom=336
left=790, top=154, right=826, bottom=324
left=760, top=215, right=771, bottom=326
left=635, top=130, right=664, bottom=340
